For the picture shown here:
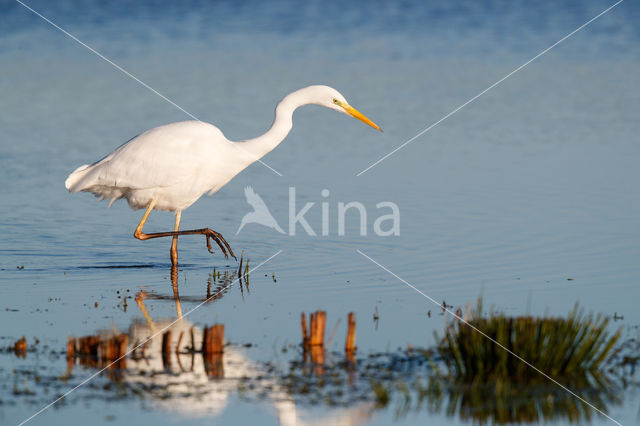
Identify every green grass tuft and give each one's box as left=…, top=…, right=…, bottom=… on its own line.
left=436, top=301, right=621, bottom=382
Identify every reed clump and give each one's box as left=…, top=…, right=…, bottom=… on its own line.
left=437, top=301, right=621, bottom=382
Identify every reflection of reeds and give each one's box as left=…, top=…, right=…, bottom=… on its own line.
left=437, top=301, right=621, bottom=382
left=425, top=375, right=618, bottom=424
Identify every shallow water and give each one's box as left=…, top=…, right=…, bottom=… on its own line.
left=1, top=0, right=640, bottom=424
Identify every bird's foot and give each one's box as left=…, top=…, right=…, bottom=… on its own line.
left=204, top=229, right=237, bottom=261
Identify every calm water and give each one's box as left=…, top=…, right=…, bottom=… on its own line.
left=1, top=0, right=640, bottom=424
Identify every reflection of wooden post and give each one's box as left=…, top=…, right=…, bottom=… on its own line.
left=189, top=327, right=196, bottom=372
left=97, top=334, right=129, bottom=380
left=301, top=311, right=327, bottom=349
left=103, top=336, right=115, bottom=361
left=175, top=331, right=185, bottom=372
left=203, top=324, right=224, bottom=378
left=117, top=335, right=128, bottom=363
left=345, top=312, right=357, bottom=363
left=78, top=336, right=100, bottom=367
left=103, top=335, right=128, bottom=366
left=70, top=334, right=128, bottom=372
left=162, top=331, right=172, bottom=369
left=310, top=345, right=325, bottom=373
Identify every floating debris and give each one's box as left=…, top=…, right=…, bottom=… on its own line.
left=13, top=336, right=27, bottom=358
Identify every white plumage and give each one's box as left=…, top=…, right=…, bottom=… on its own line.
left=65, top=121, right=243, bottom=211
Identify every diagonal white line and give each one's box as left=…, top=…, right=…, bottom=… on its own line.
left=356, top=249, right=622, bottom=426
left=15, top=0, right=283, bottom=177
left=356, top=0, right=624, bottom=176
left=18, top=250, right=283, bottom=426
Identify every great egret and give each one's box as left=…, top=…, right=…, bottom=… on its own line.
left=65, top=85, right=381, bottom=265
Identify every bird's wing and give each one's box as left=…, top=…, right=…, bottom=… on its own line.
left=68, top=121, right=226, bottom=192
left=244, top=186, right=271, bottom=211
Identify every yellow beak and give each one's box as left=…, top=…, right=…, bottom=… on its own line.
left=343, top=104, right=382, bottom=132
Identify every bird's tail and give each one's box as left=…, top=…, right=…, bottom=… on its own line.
left=65, top=164, right=92, bottom=192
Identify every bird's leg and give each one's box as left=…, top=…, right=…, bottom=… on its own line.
left=170, top=211, right=181, bottom=266
left=133, top=199, right=157, bottom=240
left=134, top=200, right=237, bottom=260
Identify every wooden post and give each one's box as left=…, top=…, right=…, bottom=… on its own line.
left=300, top=311, right=326, bottom=373
left=301, top=311, right=327, bottom=348
left=202, top=324, right=224, bottom=355
left=345, top=312, right=357, bottom=356
left=310, top=311, right=326, bottom=346
left=211, top=324, right=224, bottom=353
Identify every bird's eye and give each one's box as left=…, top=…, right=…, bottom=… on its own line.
left=332, top=98, right=339, bottom=104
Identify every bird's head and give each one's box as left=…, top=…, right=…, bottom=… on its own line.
left=308, top=85, right=382, bottom=132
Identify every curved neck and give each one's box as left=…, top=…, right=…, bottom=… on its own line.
left=237, top=88, right=311, bottom=162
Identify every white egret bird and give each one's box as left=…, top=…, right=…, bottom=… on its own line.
left=65, top=85, right=381, bottom=265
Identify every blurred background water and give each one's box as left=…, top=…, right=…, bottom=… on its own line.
left=1, top=0, right=639, bottom=424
